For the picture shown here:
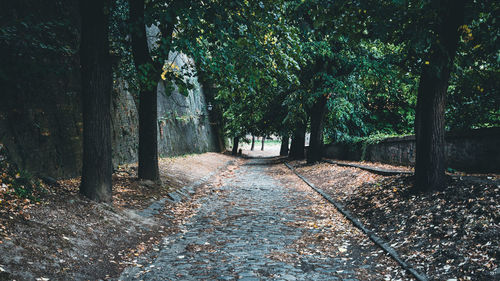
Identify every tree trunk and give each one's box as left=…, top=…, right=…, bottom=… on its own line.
left=137, top=86, right=159, bottom=180
left=414, top=0, right=465, bottom=192
left=261, top=136, right=265, bottom=151
left=197, top=72, right=225, bottom=152
left=250, top=135, right=255, bottom=151
left=280, top=135, right=289, bottom=156
left=130, top=0, right=175, bottom=181
left=307, top=95, right=328, bottom=163
left=231, top=137, right=239, bottom=155
left=79, top=0, right=113, bottom=202
left=289, top=123, right=306, bottom=159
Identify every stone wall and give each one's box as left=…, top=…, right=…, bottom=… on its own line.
left=0, top=78, right=139, bottom=178
left=1, top=68, right=220, bottom=179
left=323, top=128, right=500, bottom=173
left=111, top=80, right=139, bottom=167
left=156, top=52, right=220, bottom=157
left=0, top=3, right=220, bottom=178
left=0, top=0, right=83, bottom=178
left=1, top=50, right=219, bottom=179
left=112, top=51, right=222, bottom=163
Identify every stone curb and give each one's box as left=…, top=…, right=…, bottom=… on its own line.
left=324, top=159, right=500, bottom=185
left=284, top=162, right=428, bottom=281
left=323, top=159, right=413, bottom=176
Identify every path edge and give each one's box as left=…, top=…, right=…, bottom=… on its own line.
left=323, top=159, right=413, bottom=176
left=284, top=162, right=428, bottom=281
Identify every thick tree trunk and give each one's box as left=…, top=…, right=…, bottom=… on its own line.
left=261, top=136, right=265, bottom=151
left=414, top=0, right=465, bottom=192
left=307, top=95, right=328, bottom=163
left=280, top=135, right=289, bottom=156
left=250, top=135, right=255, bottom=151
left=79, top=0, right=113, bottom=202
left=289, top=123, right=306, bottom=159
left=231, top=137, right=239, bottom=155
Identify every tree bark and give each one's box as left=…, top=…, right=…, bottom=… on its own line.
left=414, top=0, right=465, bottom=192
left=129, top=0, right=175, bottom=181
left=197, top=72, right=225, bottom=152
left=261, top=136, right=265, bottom=151
left=137, top=85, right=159, bottom=180
left=231, top=137, right=239, bottom=155
left=250, top=135, right=255, bottom=151
left=79, top=0, right=113, bottom=202
left=307, top=95, right=328, bottom=163
left=280, top=135, right=289, bottom=156
left=289, top=122, right=306, bottom=159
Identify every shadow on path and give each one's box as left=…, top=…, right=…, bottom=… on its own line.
left=119, top=157, right=411, bottom=280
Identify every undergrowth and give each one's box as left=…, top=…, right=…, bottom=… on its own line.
left=0, top=144, right=43, bottom=200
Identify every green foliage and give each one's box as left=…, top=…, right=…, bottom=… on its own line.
left=343, top=132, right=413, bottom=146
left=11, top=170, right=39, bottom=199
left=173, top=0, right=302, bottom=138
left=0, top=145, right=42, bottom=200
left=111, top=0, right=497, bottom=144
left=0, top=1, right=80, bottom=94
left=322, top=0, right=499, bottom=143
left=447, top=4, right=500, bottom=130
left=110, top=0, right=139, bottom=93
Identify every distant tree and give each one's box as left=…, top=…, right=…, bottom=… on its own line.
left=176, top=0, right=301, bottom=145
left=285, top=92, right=307, bottom=160
left=231, top=137, right=240, bottom=155
left=286, top=0, right=359, bottom=163
left=79, top=0, right=113, bottom=202
left=280, top=135, right=289, bottom=156
left=308, top=94, right=328, bottom=162
left=289, top=121, right=307, bottom=159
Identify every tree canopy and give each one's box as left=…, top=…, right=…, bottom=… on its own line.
left=2, top=0, right=497, bottom=196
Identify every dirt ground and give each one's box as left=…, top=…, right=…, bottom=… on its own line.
left=1, top=149, right=498, bottom=280
left=0, top=152, right=233, bottom=281
left=291, top=160, right=499, bottom=281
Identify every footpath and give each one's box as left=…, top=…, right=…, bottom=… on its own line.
left=119, top=158, right=411, bottom=280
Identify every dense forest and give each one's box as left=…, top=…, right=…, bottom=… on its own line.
left=1, top=0, right=498, bottom=193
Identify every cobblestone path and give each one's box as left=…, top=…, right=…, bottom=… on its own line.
left=120, top=158, right=410, bottom=280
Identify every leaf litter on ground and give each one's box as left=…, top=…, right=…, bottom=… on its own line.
left=0, top=152, right=233, bottom=280
left=292, top=160, right=499, bottom=281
